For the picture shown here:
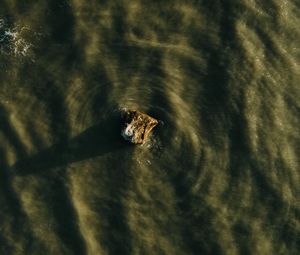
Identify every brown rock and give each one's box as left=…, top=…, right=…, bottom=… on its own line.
left=121, top=110, right=158, bottom=144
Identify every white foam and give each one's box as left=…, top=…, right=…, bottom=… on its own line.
left=0, top=18, right=32, bottom=57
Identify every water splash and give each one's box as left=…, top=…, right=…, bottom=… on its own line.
left=0, top=18, right=32, bottom=57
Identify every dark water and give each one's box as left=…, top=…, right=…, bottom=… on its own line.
left=0, top=1, right=300, bottom=254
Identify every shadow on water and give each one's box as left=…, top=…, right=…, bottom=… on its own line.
left=0, top=105, right=36, bottom=253
left=11, top=111, right=132, bottom=254
left=12, top=112, right=127, bottom=176
left=7, top=1, right=133, bottom=251
left=2, top=2, right=132, bottom=253
left=13, top=2, right=92, bottom=253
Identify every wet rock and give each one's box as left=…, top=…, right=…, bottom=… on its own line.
left=121, top=110, right=158, bottom=144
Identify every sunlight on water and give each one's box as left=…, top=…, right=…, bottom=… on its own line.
left=0, top=1, right=299, bottom=254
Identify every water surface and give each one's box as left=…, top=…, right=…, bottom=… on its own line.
left=0, top=1, right=300, bottom=254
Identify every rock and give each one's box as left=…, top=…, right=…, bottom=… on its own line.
left=121, top=110, right=158, bottom=144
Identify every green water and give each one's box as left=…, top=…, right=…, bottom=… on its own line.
left=0, top=1, right=300, bottom=254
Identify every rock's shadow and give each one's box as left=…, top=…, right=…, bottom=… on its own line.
left=13, top=112, right=128, bottom=176
left=9, top=111, right=134, bottom=254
